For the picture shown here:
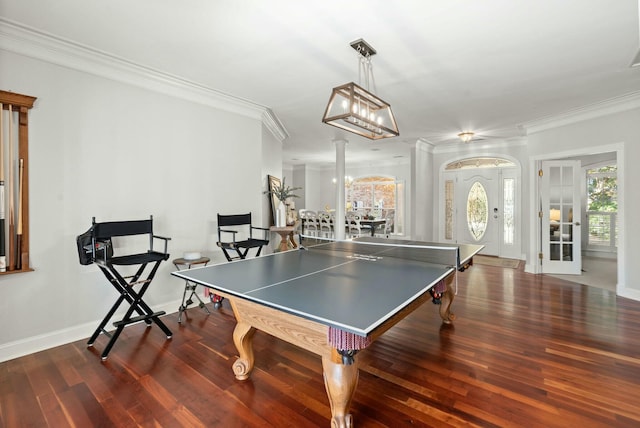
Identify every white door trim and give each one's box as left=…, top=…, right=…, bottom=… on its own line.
left=526, top=143, right=625, bottom=297
left=438, top=155, right=522, bottom=259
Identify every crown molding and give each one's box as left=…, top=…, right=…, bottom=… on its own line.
left=417, top=138, right=436, bottom=153
left=262, top=108, right=289, bottom=142
left=430, top=137, right=527, bottom=155
left=0, top=17, right=284, bottom=138
left=521, top=91, right=640, bottom=134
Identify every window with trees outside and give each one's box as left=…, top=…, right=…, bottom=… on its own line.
left=586, top=165, right=617, bottom=251
left=346, top=176, right=404, bottom=235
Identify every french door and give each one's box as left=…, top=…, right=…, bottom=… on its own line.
left=540, top=160, right=582, bottom=274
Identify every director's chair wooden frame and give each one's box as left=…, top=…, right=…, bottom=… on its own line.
left=83, top=216, right=173, bottom=361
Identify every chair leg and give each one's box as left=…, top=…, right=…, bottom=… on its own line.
left=128, top=271, right=173, bottom=338
left=221, top=248, right=234, bottom=262
left=91, top=261, right=172, bottom=360
left=178, top=282, right=211, bottom=323
left=178, top=283, right=190, bottom=323
left=88, top=293, right=126, bottom=347
left=88, top=264, right=149, bottom=347
left=192, top=290, right=210, bottom=311
left=100, top=324, right=126, bottom=360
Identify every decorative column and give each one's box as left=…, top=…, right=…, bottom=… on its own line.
left=334, top=139, right=347, bottom=241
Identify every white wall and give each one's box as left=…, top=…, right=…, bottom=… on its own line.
left=0, top=49, right=268, bottom=361
left=303, top=168, right=333, bottom=211
left=261, top=122, right=283, bottom=230
left=292, top=165, right=306, bottom=210
left=527, top=107, right=640, bottom=299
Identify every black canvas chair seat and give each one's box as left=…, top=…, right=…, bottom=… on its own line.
left=76, top=215, right=172, bottom=361
left=109, top=251, right=168, bottom=266
left=218, top=238, right=268, bottom=252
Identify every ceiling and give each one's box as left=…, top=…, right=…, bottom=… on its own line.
left=2, top=0, right=639, bottom=168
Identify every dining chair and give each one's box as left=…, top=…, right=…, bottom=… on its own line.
left=302, top=210, right=319, bottom=236
left=347, top=212, right=367, bottom=238
left=318, top=212, right=334, bottom=238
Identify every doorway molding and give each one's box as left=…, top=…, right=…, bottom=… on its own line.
left=527, top=143, right=625, bottom=296
left=438, top=153, right=522, bottom=258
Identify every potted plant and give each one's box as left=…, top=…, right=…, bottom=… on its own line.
left=264, top=178, right=302, bottom=227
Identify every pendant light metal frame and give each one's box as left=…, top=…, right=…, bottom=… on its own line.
left=322, top=39, right=399, bottom=140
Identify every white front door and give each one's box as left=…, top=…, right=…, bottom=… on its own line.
left=541, top=160, right=582, bottom=274
left=441, top=160, right=520, bottom=258
left=456, top=169, right=501, bottom=256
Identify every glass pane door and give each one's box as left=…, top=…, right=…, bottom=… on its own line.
left=541, top=160, right=581, bottom=274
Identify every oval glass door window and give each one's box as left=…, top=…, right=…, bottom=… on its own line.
left=467, top=182, right=488, bottom=241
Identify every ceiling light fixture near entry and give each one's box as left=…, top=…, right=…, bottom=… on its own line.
left=322, top=39, right=399, bottom=140
left=458, top=132, right=475, bottom=143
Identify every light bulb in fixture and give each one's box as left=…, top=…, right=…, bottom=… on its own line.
left=458, top=132, right=475, bottom=143
left=321, top=39, right=399, bottom=140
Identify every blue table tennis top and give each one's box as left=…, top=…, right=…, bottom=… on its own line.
left=172, top=239, right=482, bottom=336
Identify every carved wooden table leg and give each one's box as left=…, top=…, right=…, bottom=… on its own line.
left=232, top=320, right=256, bottom=380
left=288, top=231, right=298, bottom=249
left=439, top=274, right=456, bottom=324
left=322, top=348, right=359, bottom=428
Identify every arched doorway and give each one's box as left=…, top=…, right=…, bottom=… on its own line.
left=441, top=157, right=521, bottom=258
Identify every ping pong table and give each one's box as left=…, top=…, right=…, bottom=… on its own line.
left=172, top=237, right=482, bottom=427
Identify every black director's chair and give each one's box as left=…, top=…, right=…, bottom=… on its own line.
left=77, top=215, right=173, bottom=360
left=211, top=213, right=269, bottom=308
left=216, top=213, right=269, bottom=262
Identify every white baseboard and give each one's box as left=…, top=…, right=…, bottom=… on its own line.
left=524, top=262, right=539, bottom=274
left=0, top=299, right=184, bottom=363
left=618, top=286, right=640, bottom=301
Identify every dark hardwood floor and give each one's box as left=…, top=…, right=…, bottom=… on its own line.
left=2, top=261, right=640, bottom=427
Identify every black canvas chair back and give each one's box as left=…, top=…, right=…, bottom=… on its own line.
left=91, top=217, right=169, bottom=266
left=77, top=215, right=172, bottom=360
left=216, top=213, right=269, bottom=262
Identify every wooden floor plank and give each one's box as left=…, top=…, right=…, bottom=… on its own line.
left=2, top=262, right=640, bottom=427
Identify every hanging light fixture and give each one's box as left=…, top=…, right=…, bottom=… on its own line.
left=322, top=39, right=399, bottom=140
left=458, top=132, right=475, bottom=143
left=332, top=175, right=354, bottom=186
